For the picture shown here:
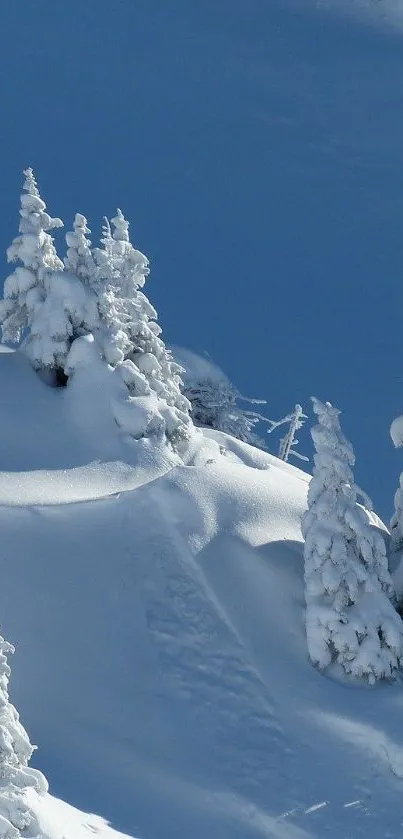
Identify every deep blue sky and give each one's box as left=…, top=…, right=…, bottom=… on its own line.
left=0, top=0, right=403, bottom=518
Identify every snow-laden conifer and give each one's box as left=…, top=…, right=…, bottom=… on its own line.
left=0, top=172, right=98, bottom=380
left=303, top=397, right=403, bottom=683
left=183, top=375, right=268, bottom=448
left=0, top=633, right=47, bottom=839
left=389, top=413, right=403, bottom=554
left=391, top=483, right=403, bottom=555
left=91, top=210, right=192, bottom=451
left=0, top=168, right=63, bottom=344
left=64, top=213, right=97, bottom=283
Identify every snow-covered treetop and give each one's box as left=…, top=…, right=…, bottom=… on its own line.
left=64, top=213, right=96, bottom=283
left=18, top=167, right=63, bottom=239
left=0, top=169, right=65, bottom=345
left=309, top=398, right=374, bottom=509
left=92, top=211, right=148, bottom=300
left=110, top=209, right=149, bottom=294
left=310, top=397, right=354, bottom=487
left=7, top=168, right=63, bottom=278
left=112, top=208, right=129, bottom=242
left=22, top=167, right=39, bottom=199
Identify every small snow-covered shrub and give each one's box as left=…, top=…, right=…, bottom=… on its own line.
left=173, top=346, right=268, bottom=448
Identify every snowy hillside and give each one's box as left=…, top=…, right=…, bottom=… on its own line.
left=0, top=348, right=403, bottom=839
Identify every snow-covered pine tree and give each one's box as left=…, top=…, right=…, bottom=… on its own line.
left=391, top=483, right=403, bottom=556
left=303, top=396, right=403, bottom=683
left=180, top=368, right=268, bottom=448
left=0, top=171, right=97, bottom=383
left=91, top=215, right=136, bottom=366
left=0, top=632, right=47, bottom=839
left=64, top=213, right=97, bottom=284
left=0, top=168, right=63, bottom=345
left=91, top=210, right=192, bottom=451
left=389, top=413, right=403, bottom=555
left=267, top=404, right=308, bottom=462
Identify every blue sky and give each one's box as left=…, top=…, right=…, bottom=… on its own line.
left=0, top=0, right=403, bottom=518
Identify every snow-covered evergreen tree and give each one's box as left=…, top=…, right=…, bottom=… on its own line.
left=184, top=378, right=268, bottom=447
left=91, top=214, right=138, bottom=366
left=0, top=171, right=98, bottom=381
left=267, top=404, right=308, bottom=462
left=303, top=397, right=403, bottom=683
left=64, top=213, right=97, bottom=283
left=90, top=210, right=192, bottom=451
left=389, top=413, right=403, bottom=554
left=175, top=348, right=268, bottom=448
left=0, top=168, right=63, bottom=345
left=0, top=632, right=47, bottom=839
left=391, top=482, right=403, bottom=555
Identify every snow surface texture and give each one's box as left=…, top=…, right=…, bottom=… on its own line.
left=1, top=349, right=403, bottom=838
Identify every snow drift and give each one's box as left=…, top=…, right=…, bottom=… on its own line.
left=0, top=348, right=402, bottom=839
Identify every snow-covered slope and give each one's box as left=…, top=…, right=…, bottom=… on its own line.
left=1, top=348, right=403, bottom=839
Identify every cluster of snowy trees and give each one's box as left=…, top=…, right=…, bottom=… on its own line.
left=0, top=170, right=312, bottom=461
left=0, top=170, right=192, bottom=454
left=303, top=397, right=403, bottom=683
left=177, top=348, right=308, bottom=459
left=5, top=170, right=403, bottom=686
left=0, top=170, right=309, bottom=461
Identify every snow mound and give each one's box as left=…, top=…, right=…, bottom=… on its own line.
left=0, top=462, right=155, bottom=507
left=0, top=348, right=400, bottom=839
left=31, top=792, right=136, bottom=839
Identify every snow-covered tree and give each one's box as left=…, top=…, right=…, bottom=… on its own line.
left=303, top=396, right=403, bottom=683
left=391, top=483, right=403, bottom=555
left=173, top=348, right=268, bottom=448
left=91, top=214, right=138, bottom=365
left=0, top=168, right=63, bottom=345
left=0, top=171, right=99, bottom=382
left=389, top=412, right=403, bottom=554
left=90, top=210, right=192, bottom=451
left=267, top=404, right=308, bottom=462
left=184, top=377, right=268, bottom=447
left=0, top=632, right=47, bottom=839
left=64, top=213, right=97, bottom=283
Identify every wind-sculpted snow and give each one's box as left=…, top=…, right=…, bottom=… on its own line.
left=30, top=792, right=138, bottom=839
left=0, top=462, right=161, bottom=507
left=0, top=420, right=402, bottom=839
left=0, top=346, right=402, bottom=837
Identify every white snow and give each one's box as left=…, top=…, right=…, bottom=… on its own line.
left=0, top=462, right=153, bottom=507
left=0, top=347, right=402, bottom=838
